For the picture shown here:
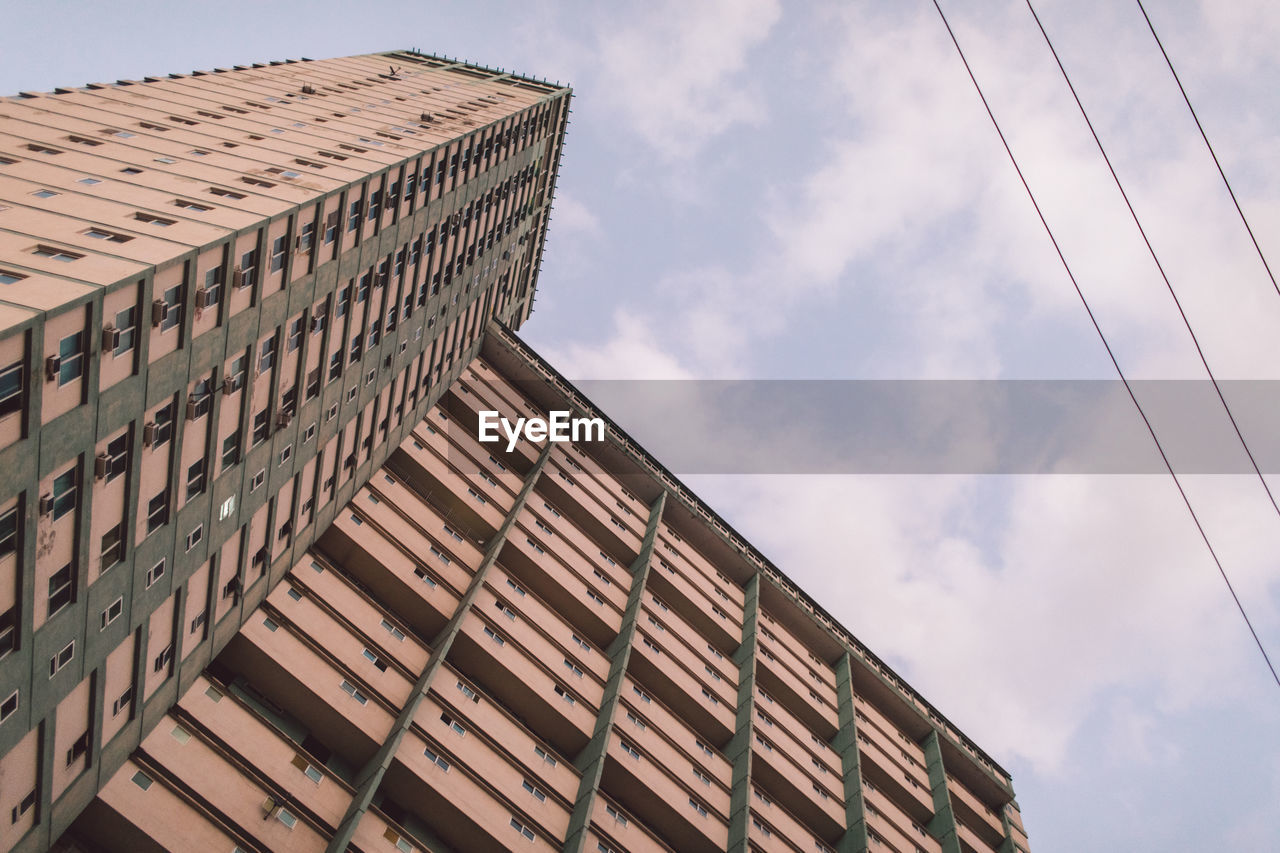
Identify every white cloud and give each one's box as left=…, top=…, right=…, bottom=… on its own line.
left=594, top=0, right=782, bottom=158
left=687, top=473, right=1279, bottom=773
left=533, top=309, right=695, bottom=379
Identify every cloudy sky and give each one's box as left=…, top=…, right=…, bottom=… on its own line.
left=6, top=0, right=1279, bottom=848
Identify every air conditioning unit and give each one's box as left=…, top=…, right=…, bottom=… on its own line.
left=231, top=266, right=245, bottom=288
left=150, top=299, right=167, bottom=327
left=194, top=287, right=212, bottom=309
left=344, top=454, right=356, bottom=469
left=420, top=112, right=434, bottom=123
left=101, top=326, right=121, bottom=350
left=310, top=315, right=324, bottom=333
left=38, top=493, right=54, bottom=516
left=383, top=355, right=392, bottom=369
left=253, top=547, right=268, bottom=567
left=94, top=453, right=110, bottom=480
left=44, top=355, right=61, bottom=381
left=221, top=376, right=236, bottom=396
left=185, top=398, right=199, bottom=420
left=142, top=422, right=158, bottom=447
left=301, top=83, right=316, bottom=95
left=275, top=411, right=291, bottom=430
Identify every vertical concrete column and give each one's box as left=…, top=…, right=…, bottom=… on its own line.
left=325, top=441, right=553, bottom=853
left=834, top=653, right=870, bottom=853
left=561, top=490, right=666, bottom=853
left=725, top=572, right=760, bottom=853
left=923, top=729, right=962, bottom=853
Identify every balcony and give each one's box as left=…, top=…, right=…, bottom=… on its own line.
left=383, top=728, right=562, bottom=851
left=750, top=731, right=846, bottom=838
left=218, top=617, right=396, bottom=769
left=500, top=522, right=624, bottom=649
left=449, top=613, right=596, bottom=757
left=587, top=796, right=673, bottom=853
left=488, top=564, right=610, bottom=682
left=626, top=630, right=736, bottom=747
left=318, top=510, right=463, bottom=640
left=756, top=652, right=840, bottom=739
left=647, top=554, right=742, bottom=653
left=864, top=782, right=942, bottom=853
left=611, top=703, right=731, bottom=806
left=600, top=738, right=728, bottom=853
left=419, top=666, right=582, bottom=803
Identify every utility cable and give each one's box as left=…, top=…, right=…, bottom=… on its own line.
left=930, top=0, right=1280, bottom=689
left=1134, top=0, right=1280, bottom=299
left=1021, top=0, right=1280, bottom=525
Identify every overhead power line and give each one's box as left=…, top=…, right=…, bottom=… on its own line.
left=929, top=0, right=1280, bottom=689
left=1134, top=0, right=1280, bottom=299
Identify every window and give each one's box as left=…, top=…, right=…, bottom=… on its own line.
left=100, top=524, right=124, bottom=571
left=457, top=680, right=479, bottom=702
left=0, top=271, right=26, bottom=286
left=0, top=690, right=17, bottom=724
left=271, top=236, right=287, bottom=272
left=440, top=712, right=465, bottom=736
left=619, top=740, right=640, bottom=760
left=221, top=431, right=241, bottom=470
left=275, top=808, right=297, bottom=829
left=146, top=490, right=169, bottom=534
left=522, top=779, right=546, bottom=802
left=159, top=284, right=184, bottom=331
left=152, top=644, right=173, bottom=673
left=0, top=506, right=17, bottom=559
left=534, top=744, right=557, bottom=767
left=135, top=212, right=175, bottom=227
left=363, top=647, right=388, bottom=672
left=249, top=468, right=265, bottom=491
left=423, top=745, right=450, bottom=771
left=48, top=563, right=74, bottom=615
left=33, top=246, right=81, bottom=262
left=31, top=189, right=59, bottom=199
left=258, top=335, right=276, bottom=373
left=688, top=798, right=708, bottom=818
left=563, top=658, right=583, bottom=678
left=86, top=228, right=131, bottom=243
left=185, top=459, right=206, bottom=501
left=145, top=558, right=166, bottom=588
left=210, top=186, right=246, bottom=200
left=339, top=679, right=368, bottom=704
left=101, top=431, right=129, bottom=482
left=185, top=524, right=202, bottom=552
left=381, top=619, right=405, bottom=641
left=131, top=771, right=152, bottom=790
left=0, top=362, right=20, bottom=419
left=151, top=402, right=175, bottom=447
left=57, top=330, right=85, bottom=385
left=252, top=409, right=269, bottom=446
left=510, top=818, right=534, bottom=842
left=49, top=640, right=74, bottom=676
left=482, top=625, right=505, bottom=646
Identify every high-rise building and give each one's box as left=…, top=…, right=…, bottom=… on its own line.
left=0, top=51, right=570, bottom=851
left=0, top=50, right=1029, bottom=853
left=53, top=327, right=1028, bottom=853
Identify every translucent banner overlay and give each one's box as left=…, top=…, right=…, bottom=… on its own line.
left=456, top=380, right=1280, bottom=474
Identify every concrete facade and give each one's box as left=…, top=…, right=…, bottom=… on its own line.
left=0, top=51, right=570, bottom=852
left=54, top=327, right=1030, bottom=853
